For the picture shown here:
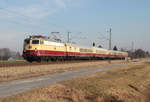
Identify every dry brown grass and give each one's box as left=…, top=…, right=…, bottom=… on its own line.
left=1, top=59, right=150, bottom=102
left=62, top=62, right=150, bottom=102
left=0, top=60, right=126, bottom=82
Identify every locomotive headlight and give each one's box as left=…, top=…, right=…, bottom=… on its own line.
left=35, top=47, right=39, bottom=50
left=29, top=46, right=32, bottom=49
left=23, top=50, right=26, bottom=52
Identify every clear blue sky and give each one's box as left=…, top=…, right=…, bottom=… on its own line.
left=0, top=0, right=150, bottom=52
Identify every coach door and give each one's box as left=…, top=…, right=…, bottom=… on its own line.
left=64, top=44, right=68, bottom=56
left=74, top=47, right=77, bottom=56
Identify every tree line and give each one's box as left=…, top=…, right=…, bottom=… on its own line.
left=95, top=43, right=150, bottom=58
left=0, top=48, right=22, bottom=61
left=128, top=49, right=150, bottom=58
left=113, top=46, right=150, bottom=58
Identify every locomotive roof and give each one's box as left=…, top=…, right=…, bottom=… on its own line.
left=28, top=35, right=62, bottom=43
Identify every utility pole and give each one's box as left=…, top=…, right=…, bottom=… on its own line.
left=131, top=41, right=134, bottom=59
left=108, top=28, right=112, bottom=64
left=109, top=28, right=112, bottom=50
left=67, top=32, right=71, bottom=43
left=131, top=41, right=134, bottom=52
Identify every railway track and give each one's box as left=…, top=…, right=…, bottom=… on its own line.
left=0, top=60, right=104, bottom=68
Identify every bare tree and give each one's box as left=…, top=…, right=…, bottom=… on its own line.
left=120, top=48, right=127, bottom=52
left=93, top=42, right=95, bottom=47
left=146, top=51, right=150, bottom=57
left=98, top=45, right=102, bottom=48
left=134, top=49, right=146, bottom=58
left=113, top=46, right=118, bottom=51
left=0, top=48, right=11, bottom=60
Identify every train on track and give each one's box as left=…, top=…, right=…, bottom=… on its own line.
left=23, top=35, right=128, bottom=62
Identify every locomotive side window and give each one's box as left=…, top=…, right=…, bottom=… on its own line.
left=32, top=40, right=39, bottom=44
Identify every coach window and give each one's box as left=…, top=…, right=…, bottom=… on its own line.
left=70, top=47, right=72, bottom=51
left=32, top=40, right=39, bottom=44
left=74, top=48, right=76, bottom=51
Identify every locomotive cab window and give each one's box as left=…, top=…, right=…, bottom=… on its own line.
left=32, top=40, right=39, bottom=44
left=24, top=39, right=30, bottom=44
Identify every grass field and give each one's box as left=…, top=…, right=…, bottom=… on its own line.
left=0, top=60, right=126, bottom=82
left=0, top=59, right=150, bottom=102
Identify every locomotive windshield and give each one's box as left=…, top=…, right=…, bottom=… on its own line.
left=32, top=40, right=39, bottom=44
left=24, top=39, right=30, bottom=44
